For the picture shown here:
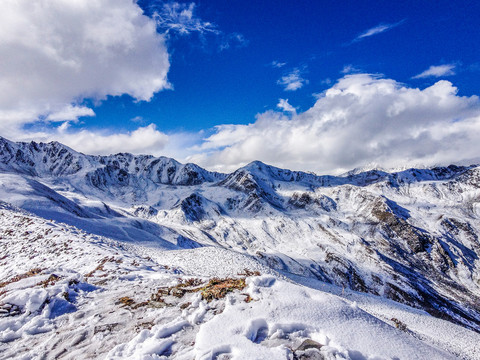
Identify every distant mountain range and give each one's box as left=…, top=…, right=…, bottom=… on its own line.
left=1, top=135, right=480, bottom=332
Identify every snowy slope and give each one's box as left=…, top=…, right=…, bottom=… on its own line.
left=1, top=203, right=479, bottom=359
left=1, top=136, right=480, bottom=358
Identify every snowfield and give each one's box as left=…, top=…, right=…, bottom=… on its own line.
left=1, top=136, right=480, bottom=359
left=1, top=203, right=479, bottom=359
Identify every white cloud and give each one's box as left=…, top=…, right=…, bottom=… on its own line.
left=15, top=124, right=169, bottom=157
left=7, top=122, right=206, bottom=163
left=277, top=99, right=296, bottom=113
left=189, top=74, right=480, bottom=174
left=341, top=64, right=361, bottom=74
left=153, top=2, right=218, bottom=35
left=353, top=20, right=404, bottom=42
left=413, top=64, right=456, bottom=79
left=271, top=61, right=287, bottom=68
left=58, top=124, right=170, bottom=156
left=153, top=2, right=247, bottom=52
left=45, top=105, right=95, bottom=122
left=219, top=33, right=249, bottom=51
left=277, top=68, right=308, bottom=91
left=0, top=0, right=247, bottom=166
left=0, top=0, right=170, bottom=128
left=130, top=116, right=145, bottom=123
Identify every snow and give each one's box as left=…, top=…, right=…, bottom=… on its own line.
left=288, top=273, right=480, bottom=360
left=1, top=204, right=479, bottom=359
left=193, top=275, right=455, bottom=360
left=1, top=137, right=480, bottom=359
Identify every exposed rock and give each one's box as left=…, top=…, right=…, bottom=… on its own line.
left=295, top=339, right=323, bottom=351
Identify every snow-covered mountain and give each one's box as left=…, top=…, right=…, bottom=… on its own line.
left=1, top=136, right=480, bottom=359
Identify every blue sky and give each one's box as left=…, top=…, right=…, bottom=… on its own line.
left=1, top=0, right=480, bottom=173
left=91, top=0, right=480, bottom=132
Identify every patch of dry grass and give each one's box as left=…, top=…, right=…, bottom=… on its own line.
left=120, top=273, right=256, bottom=313
left=0, top=268, right=43, bottom=288
left=242, top=293, right=253, bottom=303
left=179, top=302, right=191, bottom=309
left=238, top=269, right=261, bottom=277
left=198, top=278, right=247, bottom=302
left=135, top=321, right=154, bottom=332
left=151, top=278, right=207, bottom=301
left=84, top=257, right=121, bottom=278
left=118, top=296, right=135, bottom=307
left=37, top=274, right=61, bottom=288
left=391, top=317, right=408, bottom=332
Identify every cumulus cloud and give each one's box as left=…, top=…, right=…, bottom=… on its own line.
left=189, top=74, right=480, bottom=174
left=277, top=99, right=296, bottom=113
left=413, top=64, right=456, bottom=79
left=277, top=68, right=308, bottom=91
left=45, top=105, right=95, bottom=122
left=0, top=0, right=170, bottom=130
left=57, top=124, right=170, bottom=155
left=353, top=20, right=405, bottom=42
left=0, top=0, right=180, bottom=160
left=0, top=0, right=248, bottom=163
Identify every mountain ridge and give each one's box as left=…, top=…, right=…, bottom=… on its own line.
left=1, top=135, right=476, bottom=189
left=1, top=135, right=480, bottom=334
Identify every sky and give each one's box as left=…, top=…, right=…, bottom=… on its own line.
left=1, top=0, right=480, bottom=174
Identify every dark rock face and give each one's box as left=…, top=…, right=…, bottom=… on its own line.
left=372, top=203, right=431, bottom=254
left=288, top=192, right=336, bottom=212
left=87, top=166, right=131, bottom=189
left=177, top=235, right=203, bottom=249
left=219, top=169, right=261, bottom=193
left=179, top=193, right=206, bottom=222
left=218, top=170, right=272, bottom=212
left=132, top=205, right=158, bottom=218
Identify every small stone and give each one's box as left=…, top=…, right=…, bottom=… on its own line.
left=296, top=339, right=323, bottom=352
left=295, top=348, right=325, bottom=360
